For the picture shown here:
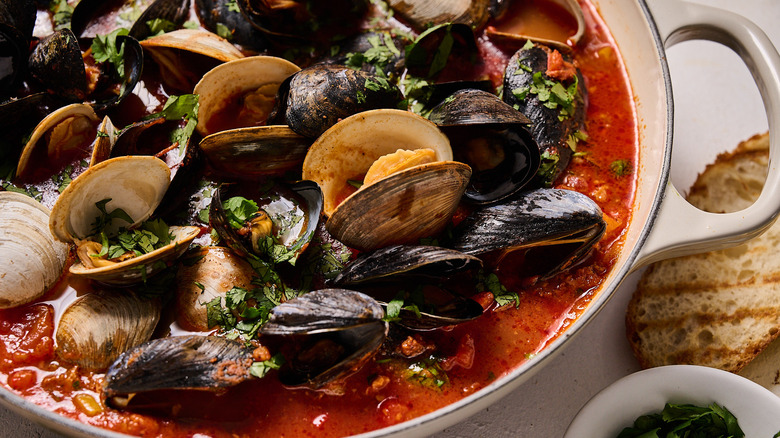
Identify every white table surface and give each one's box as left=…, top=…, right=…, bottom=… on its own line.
left=3, top=0, right=779, bottom=436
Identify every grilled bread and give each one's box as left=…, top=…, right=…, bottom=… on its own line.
left=626, top=132, right=780, bottom=373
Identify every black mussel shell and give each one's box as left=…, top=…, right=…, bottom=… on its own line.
left=411, top=79, right=493, bottom=111
left=503, top=44, right=586, bottom=187
left=0, top=0, right=35, bottom=96
left=404, top=23, right=478, bottom=79
left=269, top=64, right=404, bottom=139
left=209, top=180, right=322, bottom=264
left=449, top=188, right=605, bottom=278
left=90, top=35, right=144, bottom=112
left=104, top=335, right=254, bottom=407
left=390, top=294, right=484, bottom=331
left=131, top=0, right=192, bottom=41
left=322, top=31, right=408, bottom=77
left=261, top=289, right=388, bottom=388
left=194, top=0, right=268, bottom=51
left=236, top=0, right=368, bottom=42
left=430, top=89, right=540, bottom=205
left=28, top=28, right=88, bottom=102
left=332, top=245, right=482, bottom=286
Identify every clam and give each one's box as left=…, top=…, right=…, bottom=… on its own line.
left=15, top=103, right=110, bottom=183
left=449, top=188, right=606, bottom=278
left=429, top=89, right=540, bottom=205
left=302, top=109, right=470, bottom=251
left=56, top=291, right=162, bottom=371
left=486, top=0, right=585, bottom=51
left=175, top=246, right=257, bottom=331
left=194, top=56, right=301, bottom=137
left=49, top=155, right=200, bottom=285
left=260, top=289, right=388, bottom=388
left=387, top=0, right=491, bottom=31
left=209, top=180, right=323, bottom=265
left=269, top=65, right=404, bottom=139
left=502, top=43, right=586, bottom=187
left=0, top=192, right=68, bottom=309
left=139, top=29, right=245, bottom=92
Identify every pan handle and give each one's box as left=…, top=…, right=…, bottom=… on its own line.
left=632, top=0, right=780, bottom=268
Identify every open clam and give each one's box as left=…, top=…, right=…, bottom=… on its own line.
left=140, top=29, right=244, bottom=92
left=486, top=0, right=585, bottom=51
left=0, top=192, right=68, bottom=309
left=387, top=0, right=491, bottom=31
left=193, top=56, right=311, bottom=177
left=302, top=109, right=471, bottom=251
left=49, top=156, right=200, bottom=285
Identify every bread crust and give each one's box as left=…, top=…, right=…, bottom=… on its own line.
left=626, top=132, right=779, bottom=373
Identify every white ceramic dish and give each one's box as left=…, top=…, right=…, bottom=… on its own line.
left=565, top=365, right=780, bottom=438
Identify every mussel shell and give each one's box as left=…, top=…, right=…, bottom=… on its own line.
left=261, top=289, right=388, bottom=389
left=104, top=335, right=254, bottom=404
left=430, top=89, right=540, bottom=205
left=56, top=291, right=162, bottom=371
left=449, top=188, right=605, bottom=277
left=131, top=0, right=191, bottom=40
left=194, top=0, right=268, bottom=51
left=270, top=65, right=404, bottom=139
left=175, top=246, right=257, bottom=331
left=502, top=44, right=586, bottom=187
left=200, top=126, right=311, bottom=178
left=404, top=23, right=478, bottom=78
left=28, top=28, right=88, bottom=102
left=89, top=35, right=145, bottom=112
left=332, top=245, right=482, bottom=286
left=235, top=0, right=368, bottom=42
left=210, top=180, right=322, bottom=263
left=0, top=192, right=68, bottom=309
left=391, top=295, right=484, bottom=331
left=0, top=0, right=35, bottom=95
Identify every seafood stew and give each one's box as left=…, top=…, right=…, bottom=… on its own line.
left=0, top=0, right=637, bottom=436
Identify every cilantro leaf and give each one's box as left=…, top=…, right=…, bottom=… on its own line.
left=154, top=94, right=200, bottom=153
left=223, top=196, right=260, bottom=230
left=91, top=28, right=130, bottom=77
left=249, top=353, right=286, bottom=378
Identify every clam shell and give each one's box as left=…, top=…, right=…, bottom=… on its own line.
left=140, top=29, right=244, bottom=61
left=200, top=125, right=311, bottom=178
left=68, top=225, right=200, bottom=285
left=175, top=246, right=257, bottom=331
left=327, top=161, right=470, bottom=251
left=302, top=109, right=454, bottom=217
left=193, top=55, right=300, bottom=137
left=486, top=0, right=585, bottom=51
left=49, top=156, right=171, bottom=242
left=16, top=103, right=100, bottom=180
left=56, top=291, right=162, bottom=371
left=388, top=0, right=490, bottom=30
left=0, top=192, right=68, bottom=309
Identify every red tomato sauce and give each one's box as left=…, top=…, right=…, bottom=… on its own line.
left=0, top=1, right=636, bottom=436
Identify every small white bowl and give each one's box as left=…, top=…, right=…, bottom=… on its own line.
left=564, top=365, right=780, bottom=438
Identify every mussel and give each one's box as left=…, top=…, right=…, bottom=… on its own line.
left=429, top=89, right=541, bottom=205
left=0, top=0, right=36, bottom=96
left=269, top=64, right=404, bottom=139
left=502, top=43, right=587, bottom=187
left=449, top=188, right=605, bottom=279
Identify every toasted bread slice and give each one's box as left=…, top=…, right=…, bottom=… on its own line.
left=626, top=132, right=780, bottom=373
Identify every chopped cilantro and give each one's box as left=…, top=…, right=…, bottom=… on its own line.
left=183, top=20, right=199, bottom=29
left=356, top=90, right=366, bottom=104
left=347, top=179, right=363, bottom=189
left=152, top=94, right=200, bottom=153
left=223, top=196, right=260, bottom=229
left=91, top=28, right=130, bottom=77
left=205, top=285, right=282, bottom=340
left=249, top=353, right=286, bottom=378
left=405, top=23, right=456, bottom=78
left=226, top=0, right=241, bottom=13
left=610, top=159, right=633, bottom=177
left=146, top=18, right=176, bottom=36
left=215, top=23, right=233, bottom=40
left=91, top=198, right=134, bottom=235
left=383, top=287, right=426, bottom=322
left=476, top=271, right=519, bottom=307
left=537, top=150, right=560, bottom=187
left=406, top=354, right=449, bottom=389
left=522, top=40, right=535, bottom=51
left=49, top=0, right=74, bottom=30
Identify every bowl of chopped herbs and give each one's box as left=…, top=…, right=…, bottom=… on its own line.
left=564, top=365, right=780, bottom=438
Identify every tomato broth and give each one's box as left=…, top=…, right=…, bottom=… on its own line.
left=0, top=1, right=636, bottom=436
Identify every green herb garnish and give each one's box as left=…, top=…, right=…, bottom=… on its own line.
left=153, top=94, right=200, bottom=153
left=610, top=159, right=633, bottom=177
left=91, top=28, right=130, bottom=77
left=250, top=353, right=286, bottom=378
left=617, top=402, right=744, bottom=438
left=476, top=271, right=518, bottom=307
left=223, top=196, right=260, bottom=230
